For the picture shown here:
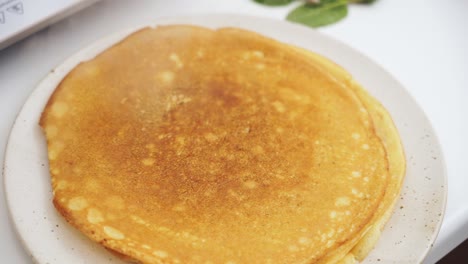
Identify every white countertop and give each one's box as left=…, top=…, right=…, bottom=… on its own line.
left=1, top=1, right=467, bottom=263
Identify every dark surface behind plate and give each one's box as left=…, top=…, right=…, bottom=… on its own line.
left=438, top=239, right=468, bottom=263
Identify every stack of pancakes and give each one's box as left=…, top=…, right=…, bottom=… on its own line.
left=40, top=26, right=405, bottom=264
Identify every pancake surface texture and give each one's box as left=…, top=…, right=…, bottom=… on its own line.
left=40, top=25, right=405, bottom=264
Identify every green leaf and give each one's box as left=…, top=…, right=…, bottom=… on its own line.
left=350, top=0, right=377, bottom=4
left=287, top=0, right=348, bottom=28
left=253, top=0, right=294, bottom=6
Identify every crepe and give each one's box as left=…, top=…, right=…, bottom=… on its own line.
left=40, top=25, right=405, bottom=264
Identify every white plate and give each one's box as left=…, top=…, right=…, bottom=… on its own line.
left=3, top=14, right=447, bottom=264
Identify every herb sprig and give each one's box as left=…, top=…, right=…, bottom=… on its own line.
left=254, top=0, right=377, bottom=28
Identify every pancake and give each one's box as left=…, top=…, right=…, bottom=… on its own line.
left=40, top=25, right=405, bottom=263
left=292, top=49, right=406, bottom=263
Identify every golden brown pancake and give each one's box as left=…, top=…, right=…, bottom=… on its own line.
left=292, top=49, right=406, bottom=264
left=40, top=25, right=405, bottom=264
